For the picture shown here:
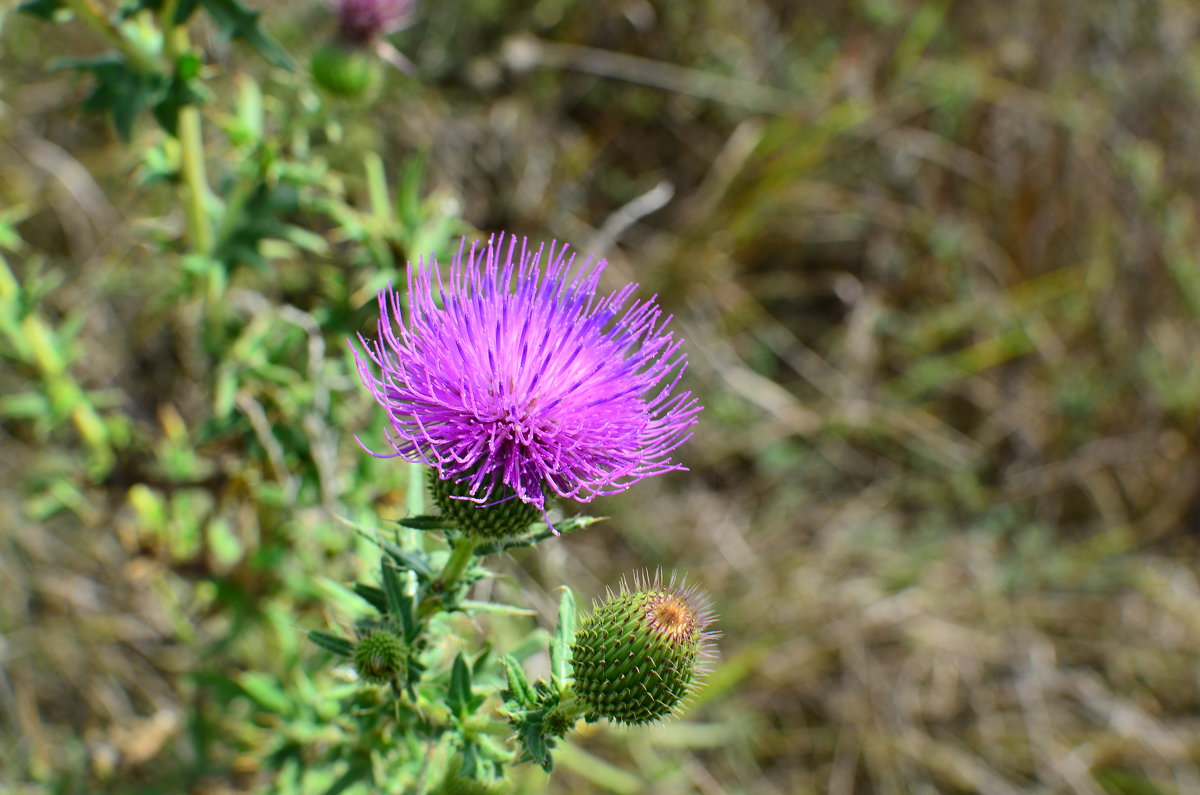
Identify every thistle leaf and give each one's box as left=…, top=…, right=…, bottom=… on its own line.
left=501, top=655, right=535, bottom=709
left=307, top=629, right=355, bottom=658
left=448, top=652, right=472, bottom=720
left=550, top=586, right=576, bottom=689
left=395, top=514, right=456, bottom=531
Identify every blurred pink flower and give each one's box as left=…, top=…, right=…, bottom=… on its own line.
left=334, top=0, right=413, bottom=47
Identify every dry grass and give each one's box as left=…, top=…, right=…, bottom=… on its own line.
left=4, top=0, right=1200, bottom=792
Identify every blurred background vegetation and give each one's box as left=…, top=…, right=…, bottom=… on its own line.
left=4, top=0, right=1200, bottom=792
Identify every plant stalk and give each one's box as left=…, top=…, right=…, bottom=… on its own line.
left=62, top=0, right=166, bottom=73
left=166, top=26, right=214, bottom=256
left=438, top=537, right=478, bottom=592
left=418, top=537, right=478, bottom=619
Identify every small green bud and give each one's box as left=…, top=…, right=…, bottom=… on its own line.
left=354, top=630, right=403, bottom=684
left=570, top=572, right=717, bottom=726
left=429, top=469, right=540, bottom=540
left=541, top=704, right=574, bottom=738
left=310, top=42, right=381, bottom=99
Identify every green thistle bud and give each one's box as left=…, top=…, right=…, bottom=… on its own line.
left=310, top=42, right=381, bottom=99
left=354, top=630, right=403, bottom=684
left=570, top=572, right=717, bottom=725
left=429, top=469, right=540, bottom=540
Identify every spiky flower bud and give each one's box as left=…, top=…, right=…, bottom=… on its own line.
left=354, top=630, right=403, bottom=684
left=569, top=572, right=717, bottom=725
left=430, top=469, right=540, bottom=540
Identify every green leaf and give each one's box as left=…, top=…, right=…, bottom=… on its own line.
left=0, top=391, right=49, bottom=420
left=151, top=54, right=207, bottom=136
left=501, top=655, right=535, bottom=709
left=381, top=562, right=419, bottom=640
left=307, top=630, right=355, bottom=658
left=475, top=515, right=605, bottom=555
left=447, top=653, right=472, bottom=720
left=315, top=576, right=375, bottom=618
left=51, top=54, right=164, bottom=141
left=550, top=586, right=576, bottom=688
left=381, top=541, right=433, bottom=579
left=381, top=561, right=405, bottom=615
left=237, top=672, right=294, bottom=717
left=395, top=514, right=456, bottom=532
left=18, top=0, right=60, bottom=20
left=521, top=721, right=552, bottom=772
left=396, top=152, right=426, bottom=230
left=458, top=599, right=536, bottom=616
left=353, top=582, right=388, bottom=613
left=198, top=0, right=292, bottom=69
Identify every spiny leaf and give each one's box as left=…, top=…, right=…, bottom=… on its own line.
left=307, top=629, right=354, bottom=658
left=458, top=599, right=536, bottom=616
left=381, top=561, right=405, bottom=615
left=381, top=562, right=418, bottom=640
left=197, top=0, right=291, bottom=69
left=353, top=582, right=388, bottom=613
left=18, top=0, right=61, bottom=20
left=550, top=586, right=576, bottom=689
left=381, top=541, right=434, bottom=579
left=501, top=655, right=535, bottom=709
left=448, top=653, right=472, bottom=720
left=395, top=514, right=457, bottom=532
left=475, top=515, right=605, bottom=555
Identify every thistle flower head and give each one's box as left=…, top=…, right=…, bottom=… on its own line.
left=569, top=571, right=718, bottom=725
left=334, top=0, right=412, bottom=46
left=352, top=233, right=702, bottom=522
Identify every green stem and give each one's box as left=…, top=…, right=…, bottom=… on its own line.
left=158, top=0, right=180, bottom=35
left=166, top=26, right=214, bottom=257
left=62, top=0, right=166, bottom=73
left=438, top=537, right=478, bottom=591
left=177, top=105, right=214, bottom=256
left=418, top=537, right=478, bottom=619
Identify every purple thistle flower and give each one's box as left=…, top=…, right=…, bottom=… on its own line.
left=334, top=0, right=412, bottom=47
left=352, top=233, right=702, bottom=520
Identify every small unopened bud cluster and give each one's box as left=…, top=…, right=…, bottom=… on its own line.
left=570, top=572, right=717, bottom=725
left=430, top=470, right=540, bottom=540
left=354, top=630, right=403, bottom=684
